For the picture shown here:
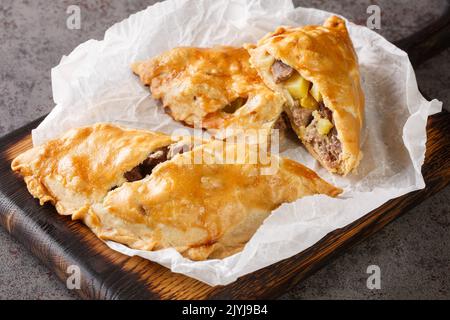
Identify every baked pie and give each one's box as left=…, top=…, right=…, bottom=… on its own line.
left=245, top=16, right=364, bottom=175
left=11, top=123, right=196, bottom=218
left=132, top=46, right=285, bottom=135
left=12, top=124, right=341, bottom=260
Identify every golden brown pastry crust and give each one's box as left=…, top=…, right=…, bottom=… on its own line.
left=11, top=124, right=341, bottom=260
left=132, top=46, right=284, bottom=134
left=90, top=140, right=342, bottom=260
left=11, top=123, right=175, bottom=217
left=245, top=16, right=364, bottom=175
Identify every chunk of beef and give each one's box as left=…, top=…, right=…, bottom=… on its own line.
left=124, top=146, right=169, bottom=182
left=123, top=167, right=144, bottom=183
left=305, top=125, right=342, bottom=168
left=291, top=103, right=313, bottom=128
left=324, top=128, right=342, bottom=163
left=273, top=113, right=288, bottom=131
left=123, top=141, right=196, bottom=183
left=271, top=60, right=295, bottom=83
left=318, top=102, right=333, bottom=121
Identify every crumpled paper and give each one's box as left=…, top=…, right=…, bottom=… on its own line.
left=32, top=0, right=442, bottom=286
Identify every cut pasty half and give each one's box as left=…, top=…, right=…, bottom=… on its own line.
left=132, top=46, right=284, bottom=135
left=12, top=124, right=341, bottom=260
left=89, top=140, right=342, bottom=260
left=245, top=16, right=365, bottom=175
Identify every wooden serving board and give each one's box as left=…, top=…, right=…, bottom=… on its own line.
left=1, top=8, right=449, bottom=299
left=0, top=112, right=449, bottom=300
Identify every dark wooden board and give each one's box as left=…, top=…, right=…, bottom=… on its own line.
left=1, top=6, right=450, bottom=300
left=0, top=111, right=449, bottom=300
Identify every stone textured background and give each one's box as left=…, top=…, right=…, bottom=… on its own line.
left=0, top=0, right=448, bottom=299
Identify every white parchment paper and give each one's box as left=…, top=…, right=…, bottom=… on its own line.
left=32, top=0, right=442, bottom=286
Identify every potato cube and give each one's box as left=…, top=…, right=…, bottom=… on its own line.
left=310, top=82, right=322, bottom=102
left=285, top=73, right=310, bottom=100
left=316, top=118, right=334, bottom=135
left=300, top=94, right=319, bottom=110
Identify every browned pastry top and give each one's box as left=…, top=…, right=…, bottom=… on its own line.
left=132, top=46, right=284, bottom=132
left=246, top=16, right=365, bottom=175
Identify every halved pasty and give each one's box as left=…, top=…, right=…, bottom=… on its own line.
left=245, top=16, right=364, bottom=175
left=132, top=46, right=284, bottom=135
left=12, top=124, right=341, bottom=260
left=88, top=140, right=342, bottom=260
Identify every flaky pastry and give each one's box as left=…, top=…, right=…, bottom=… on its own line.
left=132, top=46, right=284, bottom=135
left=11, top=123, right=192, bottom=218
left=12, top=124, right=341, bottom=260
left=245, top=16, right=365, bottom=175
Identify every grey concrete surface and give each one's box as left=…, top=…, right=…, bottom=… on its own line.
left=0, top=0, right=448, bottom=299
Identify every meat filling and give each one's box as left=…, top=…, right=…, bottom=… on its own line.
left=291, top=101, right=313, bottom=128
left=222, top=97, right=247, bottom=114
left=304, top=104, right=342, bottom=168
left=271, top=56, right=342, bottom=169
left=273, top=112, right=289, bottom=131
left=124, top=141, right=194, bottom=182
left=306, top=127, right=342, bottom=167
left=124, top=147, right=169, bottom=182
left=318, top=102, right=332, bottom=121
left=271, top=60, right=295, bottom=83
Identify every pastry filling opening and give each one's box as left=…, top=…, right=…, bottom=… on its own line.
left=222, top=97, right=247, bottom=114
left=271, top=60, right=342, bottom=169
left=304, top=104, right=342, bottom=169
left=124, top=141, right=194, bottom=182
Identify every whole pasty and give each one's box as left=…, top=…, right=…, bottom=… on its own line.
left=132, top=46, right=285, bottom=135
left=12, top=124, right=341, bottom=260
left=245, top=16, right=364, bottom=175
